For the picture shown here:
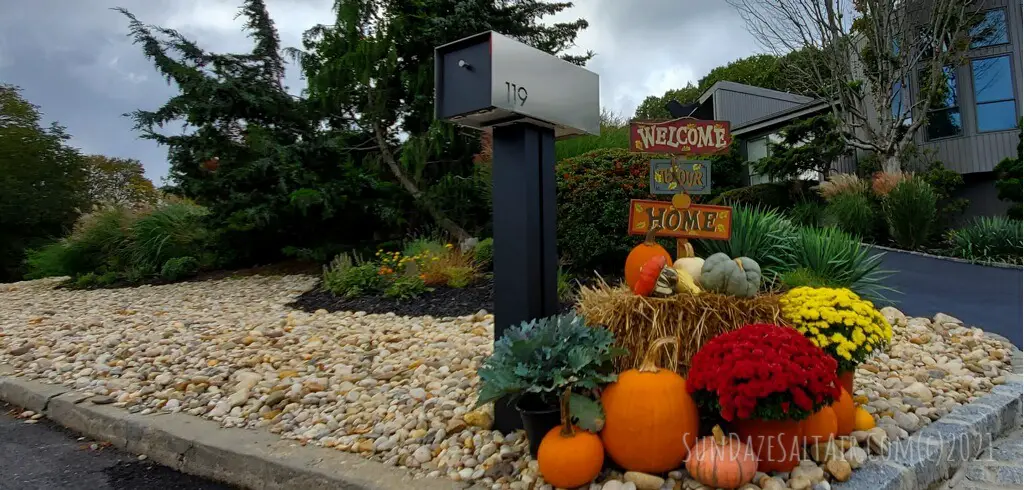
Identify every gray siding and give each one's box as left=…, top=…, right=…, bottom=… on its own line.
left=713, top=90, right=810, bottom=127
left=914, top=0, right=1022, bottom=174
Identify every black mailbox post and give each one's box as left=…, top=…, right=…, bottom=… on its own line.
left=435, top=31, right=600, bottom=432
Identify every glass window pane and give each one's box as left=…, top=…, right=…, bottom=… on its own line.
left=977, top=101, right=1018, bottom=132
left=921, top=66, right=958, bottom=109
left=926, top=108, right=962, bottom=139
left=747, top=138, right=768, bottom=162
left=971, top=10, right=1009, bottom=48
left=972, top=56, right=1014, bottom=103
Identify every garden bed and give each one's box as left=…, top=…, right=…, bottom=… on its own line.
left=0, top=274, right=1015, bottom=490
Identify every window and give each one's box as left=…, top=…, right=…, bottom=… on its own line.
left=970, top=10, right=1009, bottom=48
left=891, top=80, right=912, bottom=127
left=972, top=56, right=1018, bottom=132
left=920, top=66, right=962, bottom=139
left=746, top=137, right=769, bottom=185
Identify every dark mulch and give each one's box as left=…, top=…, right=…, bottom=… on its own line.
left=288, top=276, right=576, bottom=318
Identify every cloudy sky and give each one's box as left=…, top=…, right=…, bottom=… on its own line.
left=0, top=0, right=759, bottom=184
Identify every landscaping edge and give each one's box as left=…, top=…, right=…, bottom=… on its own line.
left=863, top=243, right=1024, bottom=270
left=833, top=338, right=1024, bottom=490
left=0, top=368, right=472, bottom=490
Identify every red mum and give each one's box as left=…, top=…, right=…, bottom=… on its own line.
left=688, top=323, right=840, bottom=422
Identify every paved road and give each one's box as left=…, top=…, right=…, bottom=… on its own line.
left=0, top=402, right=231, bottom=490
left=876, top=247, right=1023, bottom=346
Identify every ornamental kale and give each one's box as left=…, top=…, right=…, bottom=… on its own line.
left=476, top=313, right=625, bottom=431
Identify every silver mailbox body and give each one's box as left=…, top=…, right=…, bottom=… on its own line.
left=435, top=31, right=600, bottom=137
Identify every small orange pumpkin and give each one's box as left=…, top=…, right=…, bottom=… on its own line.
left=537, top=390, right=604, bottom=488
left=601, top=337, right=700, bottom=473
left=633, top=255, right=667, bottom=296
left=686, top=425, right=758, bottom=489
left=801, top=406, right=838, bottom=446
left=832, top=388, right=855, bottom=436
left=853, top=407, right=876, bottom=431
left=625, top=226, right=671, bottom=290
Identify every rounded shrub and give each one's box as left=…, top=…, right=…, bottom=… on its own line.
left=708, top=180, right=819, bottom=210
left=823, top=192, right=877, bottom=239
left=883, top=177, right=938, bottom=250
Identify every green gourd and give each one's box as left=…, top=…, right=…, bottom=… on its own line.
left=700, top=253, right=761, bottom=298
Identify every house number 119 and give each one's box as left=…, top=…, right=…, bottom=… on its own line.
left=505, top=82, right=528, bottom=106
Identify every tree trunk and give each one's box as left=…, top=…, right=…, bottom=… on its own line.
left=882, top=154, right=901, bottom=174
left=373, top=124, right=472, bottom=243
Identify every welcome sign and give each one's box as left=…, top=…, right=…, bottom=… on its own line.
left=650, top=159, right=711, bottom=195
left=630, top=119, right=732, bottom=155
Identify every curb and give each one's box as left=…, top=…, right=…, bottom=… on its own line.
left=834, top=343, right=1024, bottom=490
left=863, top=243, right=1023, bottom=270
left=0, top=375, right=470, bottom=490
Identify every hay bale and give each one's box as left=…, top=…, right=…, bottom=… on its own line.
left=577, top=279, right=782, bottom=374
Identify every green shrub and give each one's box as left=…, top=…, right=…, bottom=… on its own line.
left=883, top=178, right=938, bottom=250
left=946, top=217, right=1023, bottom=264
left=473, top=238, right=494, bottom=268
left=694, top=205, right=796, bottom=282
left=994, top=129, right=1022, bottom=220
left=915, top=160, right=967, bottom=227
left=790, top=200, right=825, bottom=227
left=784, top=226, right=894, bottom=303
left=708, top=181, right=818, bottom=210
left=556, top=147, right=746, bottom=274
left=444, top=266, right=476, bottom=288
left=557, top=266, right=573, bottom=303
left=161, top=256, right=200, bottom=281
left=323, top=252, right=384, bottom=297
left=128, top=202, right=209, bottom=276
left=823, top=192, right=877, bottom=239
left=74, top=272, right=99, bottom=289
left=555, top=125, right=630, bottom=161
left=402, top=237, right=448, bottom=258
left=384, top=274, right=429, bottom=299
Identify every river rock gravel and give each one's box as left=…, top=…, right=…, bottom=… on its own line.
left=0, top=276, right=1015, bottom=489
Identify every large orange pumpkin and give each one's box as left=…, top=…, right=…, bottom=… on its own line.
left=537, top=391, right=604, bottom=488
left=601, top=337, right=699, bottom=473
left=686, top=425, right=758, bottom=489
left=625, top=226, right=671, bottom=290
left=832, top=388, right=855, bottom=436
left=801, top=406, right=838, bottom=446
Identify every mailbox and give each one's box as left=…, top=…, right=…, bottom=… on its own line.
left=434, top=31, right=600, bottom=137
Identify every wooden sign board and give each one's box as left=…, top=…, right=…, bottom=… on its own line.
left=650, top=159, right=710, bottom=195
left=630, top=119, right=732, bottom=155
left=627, top=199, right=733, bottom=241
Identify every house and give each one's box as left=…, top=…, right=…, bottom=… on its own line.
left=689, top=0, right=1022, bottom=217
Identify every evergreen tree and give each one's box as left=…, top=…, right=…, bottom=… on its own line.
left=294, top=0, right=592, bottom=241
left=754, top=115, right=848, bottom=181
left=118, top=1, right=391, bottom=264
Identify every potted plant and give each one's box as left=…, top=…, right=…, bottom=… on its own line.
left=476, top=312, right=624, bottom=456
left=687, top=323, right=841, bottom=472
left=778, top=286, right=893, bottom=393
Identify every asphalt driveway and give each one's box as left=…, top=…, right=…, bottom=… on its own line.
left=876, top=247, right=1023, bottom=347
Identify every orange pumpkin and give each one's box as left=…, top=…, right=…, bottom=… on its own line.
left=601, top=337, right=700, bottom=473
left=801, top=406, right=838, bottom=446
left=633, top=255, right=667, bottom=296
left=537, top=391, right=604, bottom=488
left=686, top=425, right=758, bottom=489
left=832, top=388, right=855, bottom=436
left=625, top=226, right=671, bottom=290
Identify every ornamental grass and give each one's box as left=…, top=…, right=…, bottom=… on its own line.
left=576, top=279, right=783, bottom=374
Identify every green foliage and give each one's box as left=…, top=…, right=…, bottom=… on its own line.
left=119, top=3, right=393, bottom=267
left=994, top=129, right=1022, bottom=220
left=823, top=192, right=877, bottom=239
left=555, top=112, right=631, bottom=161
left=23, top=203, right=211, bottom=284
left=0, top=84, right=88, bottom=282
left=694, top=205, right=797, bottom=282
left=383, top=274, right=429, bottom=299
left=784, top=227, right=894, bottom=303
left=556, top=147, right=744, bottom=274
left=473, top=238, right=494, bottom=269
left=908, top=157, right=967, bottom=226
left=883, top=178, right=938, bottom=250
left=754, top=115, right=848, bottom=181
left=476, top=313, right=623, bottom=430
left=790, top=200, right=825, bottom=227
left=444, top=266, right=476, bottom=288
left=322, top=252, right=383, bottom=298
left=946, top=217, right=1023, bottom=264
left=403, top=237, right=448, bottom=258
left=161, top=256, right=200, bottom=281
left=557, top=266, right=574, bottom=303
left=83, top=155, right=158, bottom=207
left=708, top=180, right=818, bottom=210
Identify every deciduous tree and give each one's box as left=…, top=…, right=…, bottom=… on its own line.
left=83, top=155, right=158, bottom=206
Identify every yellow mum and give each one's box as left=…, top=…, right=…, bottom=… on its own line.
left=780, top=286, right=892, bottom=370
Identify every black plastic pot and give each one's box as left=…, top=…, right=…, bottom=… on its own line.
left=516, top=394, right=561, bottom=457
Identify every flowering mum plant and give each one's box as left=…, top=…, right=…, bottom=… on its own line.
left=779, top=287, right=893, bottom=372
left=688, top=323, right=840, bottom=421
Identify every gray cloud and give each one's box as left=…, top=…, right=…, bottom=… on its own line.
left=0, top=0, right=754, bottom=183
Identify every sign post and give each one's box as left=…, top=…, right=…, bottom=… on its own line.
left=435, top=31, right=600, bottom=432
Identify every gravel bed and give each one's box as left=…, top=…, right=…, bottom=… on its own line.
left=0, top=275, right=1015, bottom=490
